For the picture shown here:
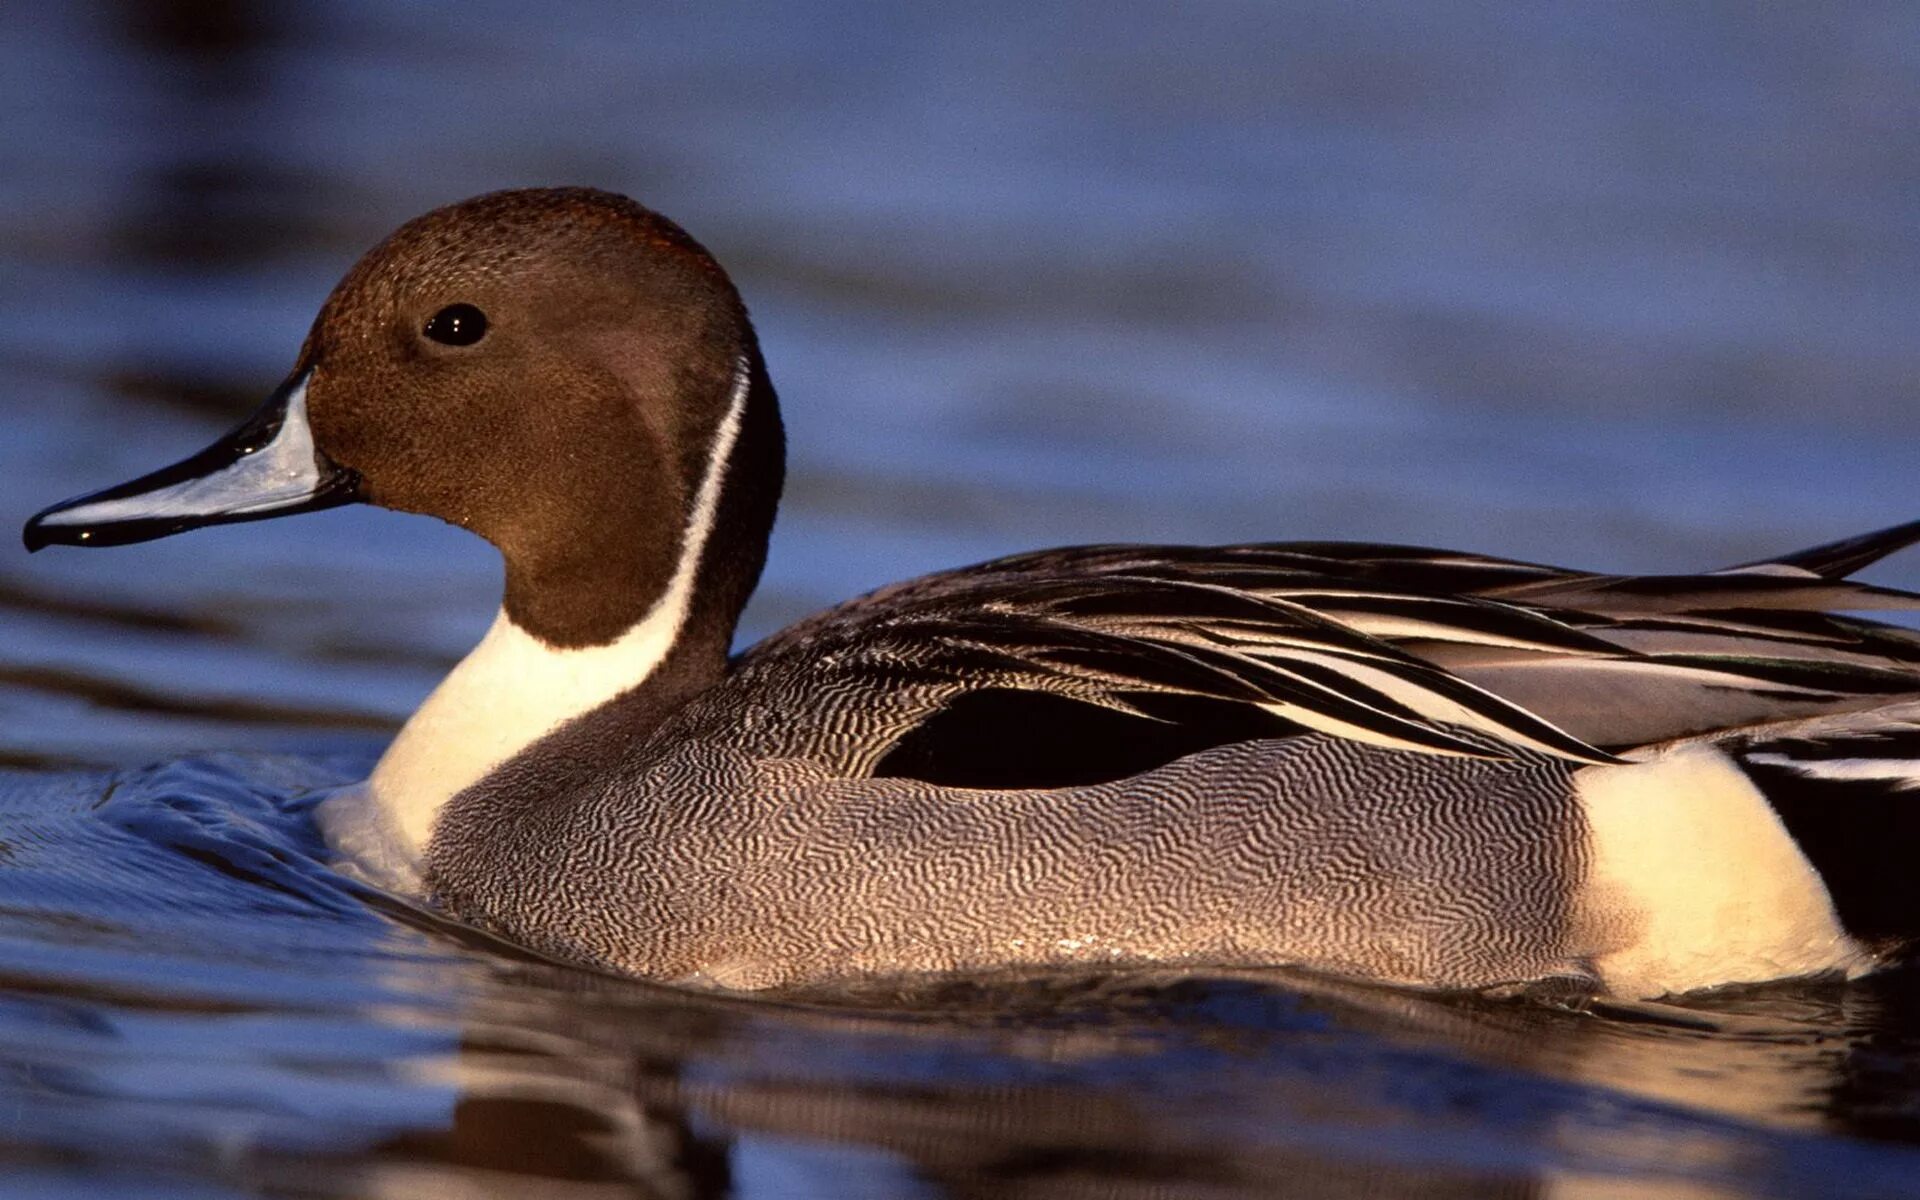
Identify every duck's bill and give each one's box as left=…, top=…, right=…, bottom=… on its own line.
left=22, top=370, right=361, bottom=552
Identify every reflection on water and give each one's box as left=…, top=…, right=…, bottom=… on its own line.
left=5, top=1, right=1920, bottom=1195
left=5, top=756, right=1920, bottom=1199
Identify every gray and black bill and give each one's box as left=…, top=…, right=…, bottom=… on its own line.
left=22, top=371, right=360, bottom=552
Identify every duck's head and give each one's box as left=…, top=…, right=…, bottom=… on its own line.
left=24, top=188, right=785, bottom=650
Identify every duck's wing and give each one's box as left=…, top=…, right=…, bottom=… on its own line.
left=732, top=566, right=1620, bottom=787
left=738, top=524, right=1920, bottom=784
left=1413, top=521, right=1920, bottom=746
left=955, top=529, right=1920, bottom=750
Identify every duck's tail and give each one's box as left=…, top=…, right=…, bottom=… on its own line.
left=1726, top=701, right=1920, bottom=954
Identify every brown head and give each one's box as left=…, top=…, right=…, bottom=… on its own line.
left=25, top=188, right=786, bottom=653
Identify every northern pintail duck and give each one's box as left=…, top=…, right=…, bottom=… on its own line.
left=24, top=188, right=1920, bottom=997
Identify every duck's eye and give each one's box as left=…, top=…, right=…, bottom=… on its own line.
left=423, top=304, right=488, bottom=347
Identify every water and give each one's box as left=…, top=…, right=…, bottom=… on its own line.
left=4, top=3, right=1920, bottom=1195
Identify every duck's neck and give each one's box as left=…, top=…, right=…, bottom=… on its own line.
left=350, top=353, right=784, bottom=864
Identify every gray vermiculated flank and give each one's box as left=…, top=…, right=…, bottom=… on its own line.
left=430, top=680, right=1588, bottom=990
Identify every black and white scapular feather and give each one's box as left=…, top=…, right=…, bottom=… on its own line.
left=23, top=188, right=1920, bottom=997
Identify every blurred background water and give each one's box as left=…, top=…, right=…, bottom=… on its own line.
left=2, top=2, right=1920, bottom=1196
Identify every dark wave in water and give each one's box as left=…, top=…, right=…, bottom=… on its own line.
left=0, top=756, right=1916, bottom=1198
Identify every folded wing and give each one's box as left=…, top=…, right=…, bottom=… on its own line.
left=740, top=522, right=1920, bottom=783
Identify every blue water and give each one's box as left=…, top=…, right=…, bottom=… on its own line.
left=4, top=3, right=1920, bottom=1195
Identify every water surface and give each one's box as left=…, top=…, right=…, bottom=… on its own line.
left=4, top=3, right=1920, bottom=1195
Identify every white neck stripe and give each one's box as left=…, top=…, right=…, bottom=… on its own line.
left=338, top=357, right=755, bottom=871
left=637, top=354, right=751, bottom=651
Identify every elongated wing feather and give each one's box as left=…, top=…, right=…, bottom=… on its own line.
left=749, top=568, right=1620, bottom=769
left=1725, top=517, right=1920, bottom=581
left=742, top=526, right=1920, bottom=777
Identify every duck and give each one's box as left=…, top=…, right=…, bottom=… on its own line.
left=22, top=187, right=1920, bottom=997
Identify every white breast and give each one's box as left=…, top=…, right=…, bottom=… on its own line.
left=364, top=608, right=688, bottom=847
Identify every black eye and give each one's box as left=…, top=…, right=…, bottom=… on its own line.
left=423, top=303, right=488, bottom=346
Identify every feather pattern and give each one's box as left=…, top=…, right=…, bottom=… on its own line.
left=745, top=531, right=1920, bottom=771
